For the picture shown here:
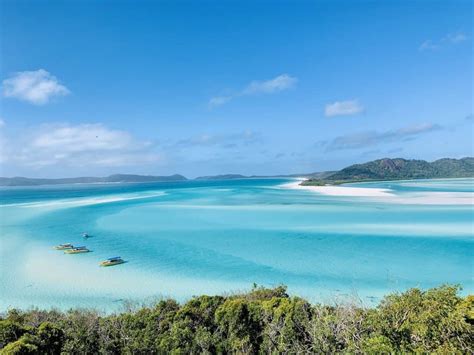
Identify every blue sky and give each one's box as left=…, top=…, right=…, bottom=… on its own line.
left=0, top=0, right=472, bottom=178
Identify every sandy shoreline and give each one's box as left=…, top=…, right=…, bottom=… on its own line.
left=281, top=178, right=474, bottom=205
left=281, top=179, right=395, bottom=197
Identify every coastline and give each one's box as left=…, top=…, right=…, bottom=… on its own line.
left=282, top=178, right=474, bottom=205
left=281, top=179, right=395, bottom=197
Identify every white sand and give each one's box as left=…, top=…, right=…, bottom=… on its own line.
left=281, top=179, right=474, bottom=205
left=385, top=192, right=474, bottom=205
left=281, top=180, right=395, bottom=197
left=8, top=191, right=167, bottom=209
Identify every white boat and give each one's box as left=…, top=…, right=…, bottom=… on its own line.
left=65, top=246, right=91, bottom=254
left=54, top=243, right=74, bottom=250
left=100, top=256, right=125, bottom=267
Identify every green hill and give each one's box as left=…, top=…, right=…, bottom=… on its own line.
left=303, top=157, right=474, bottom=185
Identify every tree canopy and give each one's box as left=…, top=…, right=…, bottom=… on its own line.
left=0, top=285, right=472, bottom=354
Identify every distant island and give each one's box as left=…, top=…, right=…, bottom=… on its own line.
left=0, top=174, right=187, bottom=187
left=301, top=157, right=474, bottom=186
left=0, top=171, right=335, bottom=186
left=1, top=157, right=472, bottom=186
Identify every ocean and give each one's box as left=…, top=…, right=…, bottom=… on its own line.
left=0, top=178, right=472, bottom=311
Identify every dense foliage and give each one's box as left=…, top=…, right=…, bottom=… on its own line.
left=1, top=285, right=472, bottom=354
left=303, top=157, right=474, bottom=185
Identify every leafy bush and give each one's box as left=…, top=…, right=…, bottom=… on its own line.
left=0, top=285, right=472, bottom=354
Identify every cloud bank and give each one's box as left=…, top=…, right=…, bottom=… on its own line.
left=1, top=123, right=159, bottom=169
left=321, top=123, right=441, bottom=151
left=2, top=69, right=70, bottom=105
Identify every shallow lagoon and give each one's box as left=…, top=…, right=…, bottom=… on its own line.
left=0, top=178, right=472, bottom=311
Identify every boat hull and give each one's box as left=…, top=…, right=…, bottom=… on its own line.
left=54, top=245, right=74, bottom=250
left=100, top=260, right=125, bottom=267
left=64, top=249, right=91, bottom=254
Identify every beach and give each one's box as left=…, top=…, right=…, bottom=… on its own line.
left=282, top=178, right=474, bottom=205
left=281, top=179, right=395, bottom=197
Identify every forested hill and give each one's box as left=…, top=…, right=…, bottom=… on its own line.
left=2, top=157, right=473, bottom=186
left=307, top=157, right=474, bottom=184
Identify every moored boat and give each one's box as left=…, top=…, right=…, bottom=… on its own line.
left=100, top=256, right=125, bottom=267
left=64, top=246, right=91, bottom=254
left=54, top=243, right=74, bottom=250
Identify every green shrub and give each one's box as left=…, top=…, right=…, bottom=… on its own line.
left=0, top=321, right=28, bottom=349
left=36, top=322, right=64, bottom=354
left=0, top=285, right=472, bottom=354
left=361, top=335, right=394, bottom=354
left=1, top=334, right=39, bottom=355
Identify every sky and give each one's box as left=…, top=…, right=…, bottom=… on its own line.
left=0, top=0, right=472, bottom=178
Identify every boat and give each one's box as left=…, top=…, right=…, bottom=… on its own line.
left=82, top=233, right=90, bottom=238
left=100, top=256, right=125, bottom=267
left=54, top=243, right=74, bottom=250
left=64, top=246, right=91, bottom=254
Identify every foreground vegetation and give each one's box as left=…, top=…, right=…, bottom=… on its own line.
left=1, top=285, right=472, bottom=354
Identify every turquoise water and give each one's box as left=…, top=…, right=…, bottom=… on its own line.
left=0, top=178, right=473, bottom=311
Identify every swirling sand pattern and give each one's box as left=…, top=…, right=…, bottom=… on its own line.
left=0, top=178, right=472, bottom=311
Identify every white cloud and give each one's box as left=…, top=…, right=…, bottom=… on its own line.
left=320, top=123, right=441, bottom=151
left=2, top=69, right=70, bottom=105
left=444, top=32, right=468, bottom=44
left=242, top=74, right=298, bottom=95
left=2, top=123, right=160, bottom=169
left=176, top=130, right=262, bottom=147
left=208, top=96, right=232, bottom=108
left=31, top=124, right=137, bottom=153
left=419, top=40, right=440, bottom=51
left=209, top=74, right=297, bottom=108
left=419, top=32, right=469, bottom=51
left=325, top=99, right=364, bottom=117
